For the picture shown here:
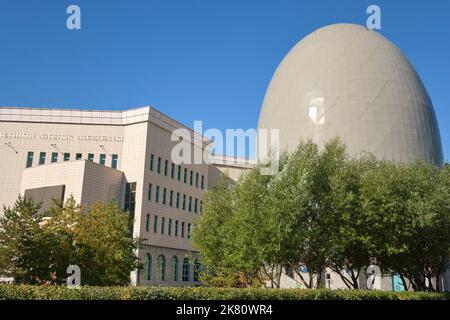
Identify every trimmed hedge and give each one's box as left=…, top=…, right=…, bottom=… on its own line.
left=0, top=285, right=449, bottom=300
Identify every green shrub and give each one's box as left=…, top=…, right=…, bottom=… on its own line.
left=0, top=285, right=448, bottom=300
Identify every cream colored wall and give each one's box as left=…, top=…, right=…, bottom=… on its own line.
left=279, top=267, right=394, bottom=291
left=0, top=121, right=123, bottom=212
left=20, top=161, right=86, bottom=203
left=120, top=122, right=149, bottom=239
left=123, top=120, right=211, bottom=285
left=20, top=160, right=124, bottom=207
left=139, top=122, right=208, bottom=253
left=80, top=161, right=124, bottom=206
left=210, top=165, right=249, bottom=183
left=0, top=106, right=253, bottom=286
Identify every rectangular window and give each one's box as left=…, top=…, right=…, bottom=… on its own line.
left=125, top=182, right=136, bottom=215
left=157, top=157, right=162, bottom=174
left=193, top=262, right=200, bottom=282
left=161, top=217, right=165, bottom=235
left=111, top=154, right=118, bottom=169
left=177, top=165, right=181, bottom=181
left=63, top=153, right=70, bottom=162
left=190, top=170, right=193, bottom=186
left=175, top=220, right=179, bottom=237
left=176, top=192, right=180, bottom=209
left=88, top=153, right=94, bottom=162
left=146, top=214, right=150, bottom=232
left=76, top=153, right=82, bottom=160
left=150, top=154, right=154, bottom=171
left=171, top=163, right=175, bottom=178
left=124, top=182, right=137, bottom=234
left=170, top=190, right=174, bottom=207
left=183, top=261, right=189, bottom=282
left=164, top=160, right=168, bottom=176
left=168, top=219, right=172, bottom=236
left=26, top=152, right=34, bottom=168
left=154, top=215, right=158, bottom=233
left=181, top=222, right=185, bottom=238
left=39, top=152, right=46, bottom=165
left=182, top=194, right=186, bottom=210
left=163, top=188, right=167, bottom=205
left=196, top=173, right=199, bottom=188
left=156, top=186, right=160, bottom=203
left=201, top=175, right=205, bottom=190
left=124, top=183, right=137, bottom=215
left=187, top=223, right=191, bottom=239
left=148, top=184, right=152, bottom=201
left=99, top=154, right=106, bottom=165
left=51, top=152, right=58, bottom=163
left=189, top=196, right=192, bottom=212
left=195, top=199, right=198, bottom=213
left=184, top=168, right=187, bottom=183
left=200, top=200, right=203, bottom=213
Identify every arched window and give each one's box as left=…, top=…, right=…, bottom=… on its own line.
left=146, top=254, right=152, bottom=281
left=157, top=254, right=166, bottom=281
left=172, top=256, right=179, bottom=281
left=194, top=259, right=201, bottom=282
left=182, top=257, right=190, bottom=282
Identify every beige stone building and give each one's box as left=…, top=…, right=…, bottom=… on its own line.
left=0, top=106, right=251, bottom=286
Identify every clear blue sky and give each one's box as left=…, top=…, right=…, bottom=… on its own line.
left=0, top=0, right=449, bottom=161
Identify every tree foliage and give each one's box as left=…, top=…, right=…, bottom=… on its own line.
left=193, top=139, right=450, bottom=291
left=0, top=197, right=140, bottom=286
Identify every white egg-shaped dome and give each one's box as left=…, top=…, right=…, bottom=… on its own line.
left=258, top=23, right=443, bottom=165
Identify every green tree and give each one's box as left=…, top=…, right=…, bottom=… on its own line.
left=72, top=201, right=141, bottom=286
left=0, top=196, right=140, bottom=286
left=231, top=164, right=282, bottom=287
left=0, top=196, right=51, bottom=284
left=266, top=140, right=324, bottom=288
left=326, top=156, right=377, bottom=289
left=192, top=178, right=241, bottom=286
left=193, top=162, right=282, bottom=288
left=193, top=138, right=450, bottom=292
left=361, top=161, right=450, bottom=291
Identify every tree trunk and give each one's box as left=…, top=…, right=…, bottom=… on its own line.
left=294, top=269, right=311, bottom=289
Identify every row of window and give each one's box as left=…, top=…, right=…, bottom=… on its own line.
left=147, top=184, right=203, bottom=213
left=25, top=151, right=118, bottom=169
left=149, top=154, right=205, bottom=190
left=145, top=214, right=192, bottom=239
left=145, top=254, right=200, bottom=282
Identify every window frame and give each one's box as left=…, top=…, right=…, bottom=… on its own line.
left=172, top=256, right=179, bottom=281
left=111, top=154, right=118, bottom=169
left=153, top=215, right=158, bottom=233
left=156, top=186, right=160, bottom=203
left=26, top=151, right=34, bottom=168
left=150, top=154, right=154, bottom=171
left=157, top=157, right=162, bottom=174
left=157, top=255, right=166, bottom=281
left=182, top=257, right=190, bottom=282
left=99, top=154, right=106, bottom=165
left=39, top=152, right=46, bottom=165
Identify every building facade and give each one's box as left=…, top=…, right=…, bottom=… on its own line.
left=0, top=106, right=250, bottom=286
